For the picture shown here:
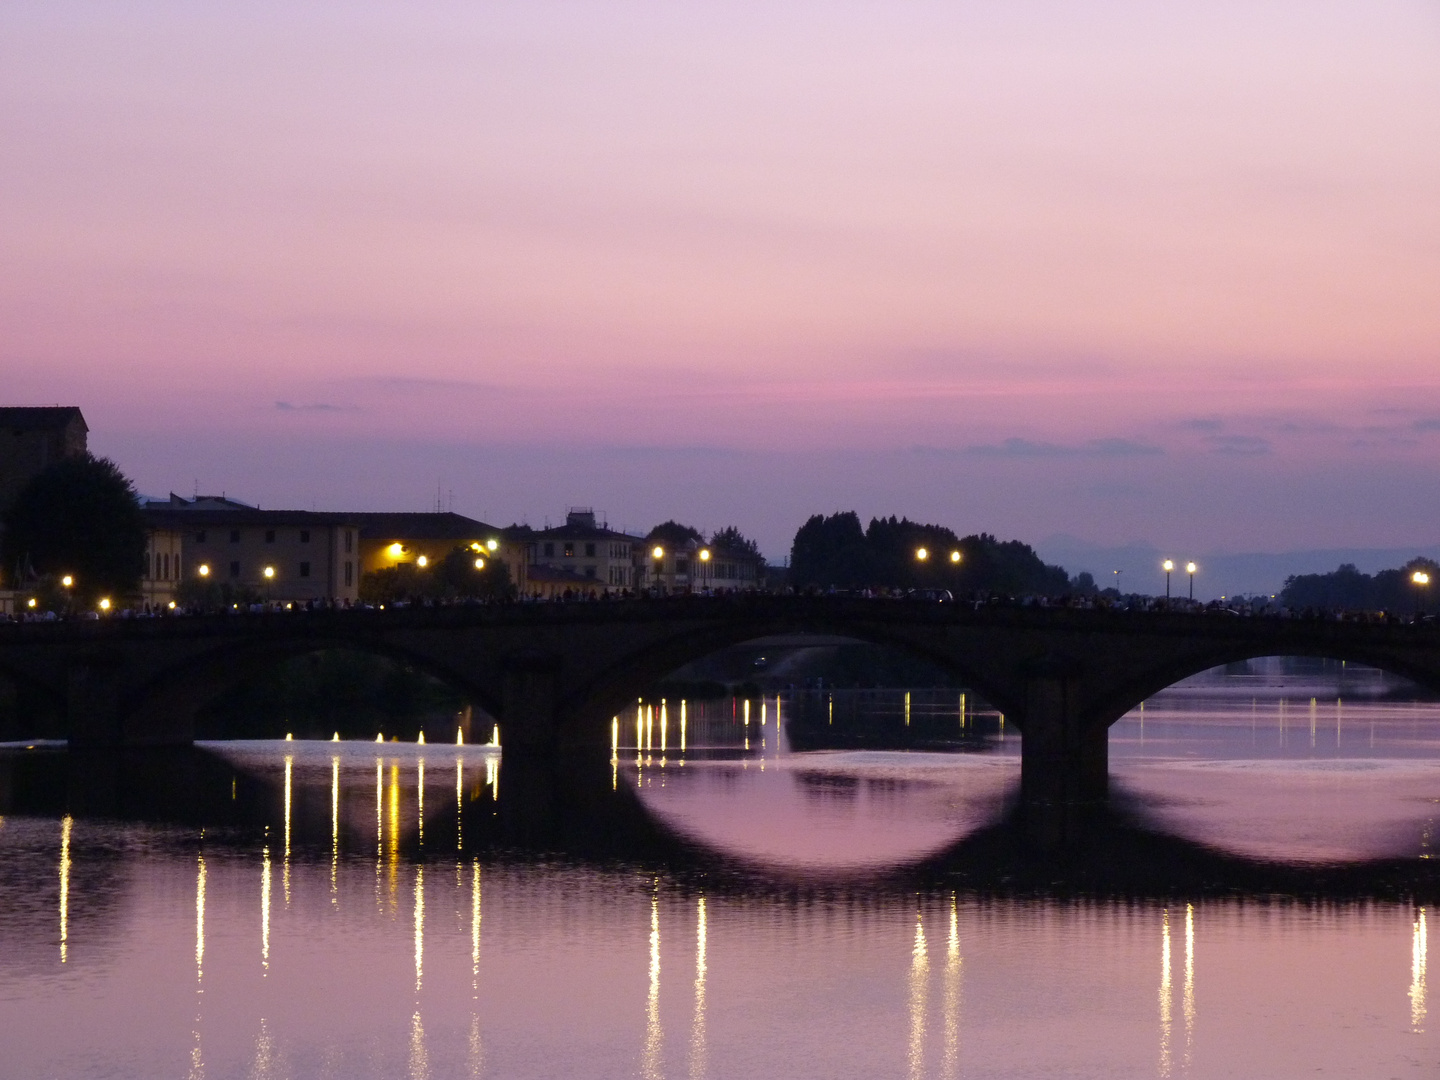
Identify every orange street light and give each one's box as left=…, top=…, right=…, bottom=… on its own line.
left=98, top=598, right=111, bottom=612
left=474, top=558, right=485, bottom=570
left=949, top=550, right=961, bottom=563
left=263, top=566, right=276, bottom=579
left=416, top=555, right=429, bottom=568
left=61, top=575, right=74, bottom=588
left=915, top=547, right=929, bottom=561
left=198, top=564, right=211, bottom=577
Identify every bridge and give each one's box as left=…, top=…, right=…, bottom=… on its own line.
left=2, top=597, right=1438, bottom=844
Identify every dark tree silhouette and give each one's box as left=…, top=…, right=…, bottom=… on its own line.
left=1, top=454, right=146, bottom=602
left=647, top=520, right=704, bottom=546
left=709, top=526, right=763, bottom=560
left=1282, top=558, right=1440, bottom=613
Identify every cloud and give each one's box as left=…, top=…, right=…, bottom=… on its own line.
left=1205, top=434, right=1270, bottom=456
left=1414, top=418, right=1440, bottom=432
left=1178, top=417, right=1225, bottom=432
left=275, top=401, right=356, bottom=413
left=955, top=437, right=1163, bottom=458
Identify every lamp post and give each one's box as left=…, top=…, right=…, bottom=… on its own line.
left=1113, top=569, right=1122, bottom=595
left=1413, top=570, right=1431, bottom=617
left=699, top=548, right=711, bottom=594
left=1162, top=559, right=1173, bottom=600
left=1186, top=562, right=1197, bottom=602
left=651, top=546, right=665, bottom=595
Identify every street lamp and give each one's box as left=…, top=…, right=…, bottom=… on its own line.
left=98, top=598, right=111, bottom=612
left=263, top=566, right=276, bottom=579
left=61, top=575, right=73, bottom=588
left=198, top=564, right=211, bottom=577
left=1162, top=559, right=1174, bottom=599
left=1413, top=570, right=1431, bottom=616
left=1186, top=562, right=1197, bottom=601
left=416, top=555, right=429, bottom=568
left=651, top=546, right=665, bottom=593
left=1113, top=569, right=1122, bottom=595
left=698, top=548, right=711, bottom=593
left=949, top=550, right=961, bottom=564
left=915, top=547, right=929, bottom=561
left=474, top=557, right=485, bottom=570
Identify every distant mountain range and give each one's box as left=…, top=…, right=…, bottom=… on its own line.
left=1035, top=535, right=1440, bottom=602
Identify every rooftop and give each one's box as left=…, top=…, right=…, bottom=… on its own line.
left=0, top=406, right=87, bottom=433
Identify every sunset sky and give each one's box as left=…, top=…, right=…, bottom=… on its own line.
left=4, top=2, right=1438, bottom=562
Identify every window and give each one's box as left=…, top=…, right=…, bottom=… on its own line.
left=144, top=553, right=152, bottom=579
left=229, top=561, right=240, bottom=578
left=195, top=530, right=206, bottom=544
left=299, top=561, right=311, bottom=578
left=230, top=530, right=241, bottom=543
left=564, top=543, right=575, bottom=557
left=265, top=530, right=276, bottom=543
left=344, top=561, right=353, bottom=587
left=584, top=566, right=596, bottom=578
left=676, top=559, right=690, bottom=576
left=162, top=553, right=170, bottom=580
left=585, top=542, right=596, bottom=557
left=344, top=531, right=353, bottom=554
left=299, top=530, right=310, bottom=543
left=544, top=542, right=555, bottom=557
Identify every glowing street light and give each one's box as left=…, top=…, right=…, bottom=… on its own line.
left=1186, top=562, right=1197, bottom=601
left=416, top=555, right=429, bottom=568
left=651, top=546, right=665, bottom=593
left=652, top=545, right=664, bottom=560
left=699, top=548, right=711, bottom=561
left=1413, top=569, right=1431, bottom=616
left=915, top=547, right=929, bottom=561
left=949, top=550, right=961, bottom=564
left=486, top=539, right=499, bottom=552
left=197, top=564, right=211, bottom=577
left=27, top=598, right=36, bottom=609
left=473, top=557, right=485, bottom=570
left=1162, top=559, right=1174, bottom=599
left=387, top=542, right=405, bottom=558
left=98, top=598, right=111, bottom=612
left=263, top=566, right=276, bottom=579
left=61, top=575, right=73, bottom=588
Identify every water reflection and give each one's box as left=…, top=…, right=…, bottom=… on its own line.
left=260, top=841, right=271, bottom=972
left=58, top=814, right=71, bottom=963
left=1413, top=907, right=1428, bottom=1033
left=907, top=911, right=928, bottom=1080
left=690, top=896, right=707, bottom=1080
left=1159, top=908, right=1173, bottom=1077
left=942, top=893, right=961, bottom=1080
left=642, top=883, right=662, bottom=1080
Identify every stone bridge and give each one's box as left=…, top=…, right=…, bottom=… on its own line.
left=2, top=597, right=1438, bottom=843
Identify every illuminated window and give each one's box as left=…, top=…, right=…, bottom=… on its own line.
left=564, top=543, right=575, bottom=557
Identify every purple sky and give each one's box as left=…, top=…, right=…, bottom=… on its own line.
left=4, top=2, right=1438, bottom=560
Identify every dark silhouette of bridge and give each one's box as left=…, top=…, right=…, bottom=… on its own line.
left=3, top=597, right=1438, bottom=843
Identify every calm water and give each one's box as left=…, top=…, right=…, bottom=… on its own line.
left=3, top=661, right=1440, bottom=1078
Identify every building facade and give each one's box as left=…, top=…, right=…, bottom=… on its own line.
left=141, top=496, right=361, bottom=604
left=520, top=509, right=646, bottom=595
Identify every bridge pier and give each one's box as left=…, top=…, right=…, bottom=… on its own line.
left=1018, top=664, right=1108, bottom=848
left=66, top=655, right=124, bottom=747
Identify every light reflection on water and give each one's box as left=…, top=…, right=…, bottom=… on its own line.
left=2, top=661, right=1440, bottom=1076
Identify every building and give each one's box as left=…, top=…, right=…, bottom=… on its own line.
left=141, top=495, right=361, bottom=604
left=521, top=509, right=646, bottom=595
left=0, top=407, right=89, bottom=517
left=645, top=535, right=765, bottom=593
left=348, top=512, right=520, bottom=586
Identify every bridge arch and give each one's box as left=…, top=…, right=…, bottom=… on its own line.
left=1090, top=643, right=1440, bottom=733
left=552, top=612, right=1023, bottom=745
left=125, top=631, right=502, bottom=743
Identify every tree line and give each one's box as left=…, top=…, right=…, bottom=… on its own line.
left=1280, top=559, right=1438, bottom=613
left=788, top=511, right=1070, bottom=595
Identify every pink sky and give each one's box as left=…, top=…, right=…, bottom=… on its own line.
left=3, top=2, right=1438, bottom=557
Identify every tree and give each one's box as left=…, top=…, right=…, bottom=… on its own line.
left=789, top=512, right=871, bottom=587
left=1, top=454, right=146, bottom=603
left=647, top=520, right=704, bottom=546
left=710, top=526, right=763, bottom=561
